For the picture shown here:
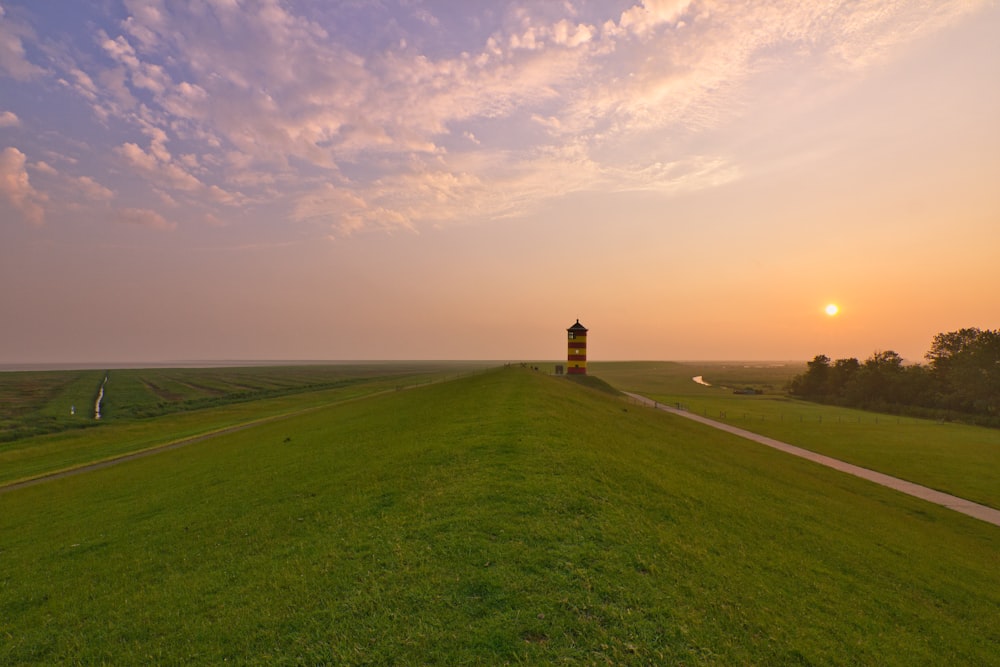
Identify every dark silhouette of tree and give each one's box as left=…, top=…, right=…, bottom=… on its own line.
left=858, top=350, right=904, bottom=408
left=788, top=328, right=1000, bottom=426
left=789, top=355, right=830, bottom=399
left=828, top=357, right=860, bottom=399
left=927, top=328, right=1000, bottom=415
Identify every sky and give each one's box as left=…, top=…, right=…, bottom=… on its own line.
left=1, top=0, right=998, bottom=366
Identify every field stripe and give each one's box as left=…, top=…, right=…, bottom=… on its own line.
left=625, top=392, right=1000, bottom=527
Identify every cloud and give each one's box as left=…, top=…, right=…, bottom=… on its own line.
left=0, top=5, right=46, bottom=80
left=116, top=136, right=229, bottom=195
left=74, top=175, right=114, bottom=201
left=31, top=160, right=58, bottom=175
left=115, top=206, right=176, bottom=231
left=26, top=0, right=991, bottom=237
left=294, top=148, right=734, bottom=238
left=291, top=184, right=401, bottom=237
left=118, top=141, right=159, bottom=171
left=22, top=153, right=117, bottom=208
left=616, top=0, right=692, bottom=37
left=100, top=32, right=175, bottom=99
left=65, top=68, right=99, bottom=101
left=0, top=146, right=46, bottom=225
left=202, top=212, right=226, bottom=226
left=121, top=0, right=168, bottom=49
left=0, top=110, right=19, bottom=127
left=95, top=65, right=138, bottom=116
left=603, top=155, right=742, bottom=194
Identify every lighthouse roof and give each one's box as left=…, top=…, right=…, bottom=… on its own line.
left=567, top=319, right=588, bottom=333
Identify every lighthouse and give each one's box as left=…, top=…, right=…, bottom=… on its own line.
left=566, top=319, right=588, bottom=375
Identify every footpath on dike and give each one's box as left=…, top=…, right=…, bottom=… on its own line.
left=625, top=392, right=1000, bottom=528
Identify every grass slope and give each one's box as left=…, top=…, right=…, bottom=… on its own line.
left=1, top=369, right=998, bottom=664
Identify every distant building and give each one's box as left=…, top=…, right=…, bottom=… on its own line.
left=567, top=319, right=588, bottom=375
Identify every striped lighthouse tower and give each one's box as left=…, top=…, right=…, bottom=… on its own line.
left=567, top=319, right=588, bottom=375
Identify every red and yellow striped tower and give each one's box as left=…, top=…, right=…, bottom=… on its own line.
left=567, top=319, right=588, bottom=375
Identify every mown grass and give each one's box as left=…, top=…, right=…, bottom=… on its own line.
left=594, top=361, right=1000, bottom=509
left=1, top=368, right=998, bottom=664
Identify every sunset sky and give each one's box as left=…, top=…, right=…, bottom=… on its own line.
left=2, top=0, right=997, bottom=366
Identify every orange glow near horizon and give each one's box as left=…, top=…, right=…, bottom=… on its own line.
left=0, top=2, right=997, bottom=366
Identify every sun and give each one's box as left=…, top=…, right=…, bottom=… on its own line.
left=825, top=303, right=839, bottom=316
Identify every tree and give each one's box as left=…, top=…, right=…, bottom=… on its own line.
left=926, top=328, right=1000, bottom=414
left=827, top=357, right=860, bottom=400
left=853, top=350, right=905, bottom=407
left=788, top=330, right=1000, bottom=424
left=926, top=328, right=983, bottom=371
left=789, top=354, right=831, bottom=399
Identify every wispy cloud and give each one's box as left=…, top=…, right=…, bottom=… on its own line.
left=74, top=175, right=114, bottom=202
left=1, top=0, right=988, bottom=236
left=0, top=5, right=46, bottom=81
left=31, top=160, right=58, bottom=176
left=115, top=206, right=176, bottom=231
left=0, top=109, right=18, bottom=127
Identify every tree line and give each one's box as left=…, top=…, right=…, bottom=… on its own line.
left=788, top=328, right=1000, bottom=427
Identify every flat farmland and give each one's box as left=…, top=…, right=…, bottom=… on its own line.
left=96, top=365, right=448, bottom=420
left=593, top=361, right=1000, bottom=509
left=0, top=369, right=107, bottom=441
left=0, top=362, right=489, bottom=486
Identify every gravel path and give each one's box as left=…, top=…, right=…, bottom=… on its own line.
left=625, top=392, right=1000, bottom=528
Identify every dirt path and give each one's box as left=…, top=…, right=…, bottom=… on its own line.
left=625, top=392, right=1000, bottom=528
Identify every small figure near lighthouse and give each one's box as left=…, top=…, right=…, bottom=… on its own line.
left=567, top=319, right=588, bottom=375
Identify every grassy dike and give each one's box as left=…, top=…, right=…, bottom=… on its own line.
left=1, top=368, right=998, bottom=664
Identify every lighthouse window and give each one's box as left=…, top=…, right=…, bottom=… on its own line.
left=568, top=332, right=575, bottom=339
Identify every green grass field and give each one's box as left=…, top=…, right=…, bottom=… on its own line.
left=0, top=369, right=107, bottom=441
left=2, top=368, right=998, bottom=664
left=95, top=365, right=447, bottom=420
left=593, top=361, right=1000, bottom=509
left=0, top=363, right=488, bottom=486
left=1, top=363, right=487, bottom=442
